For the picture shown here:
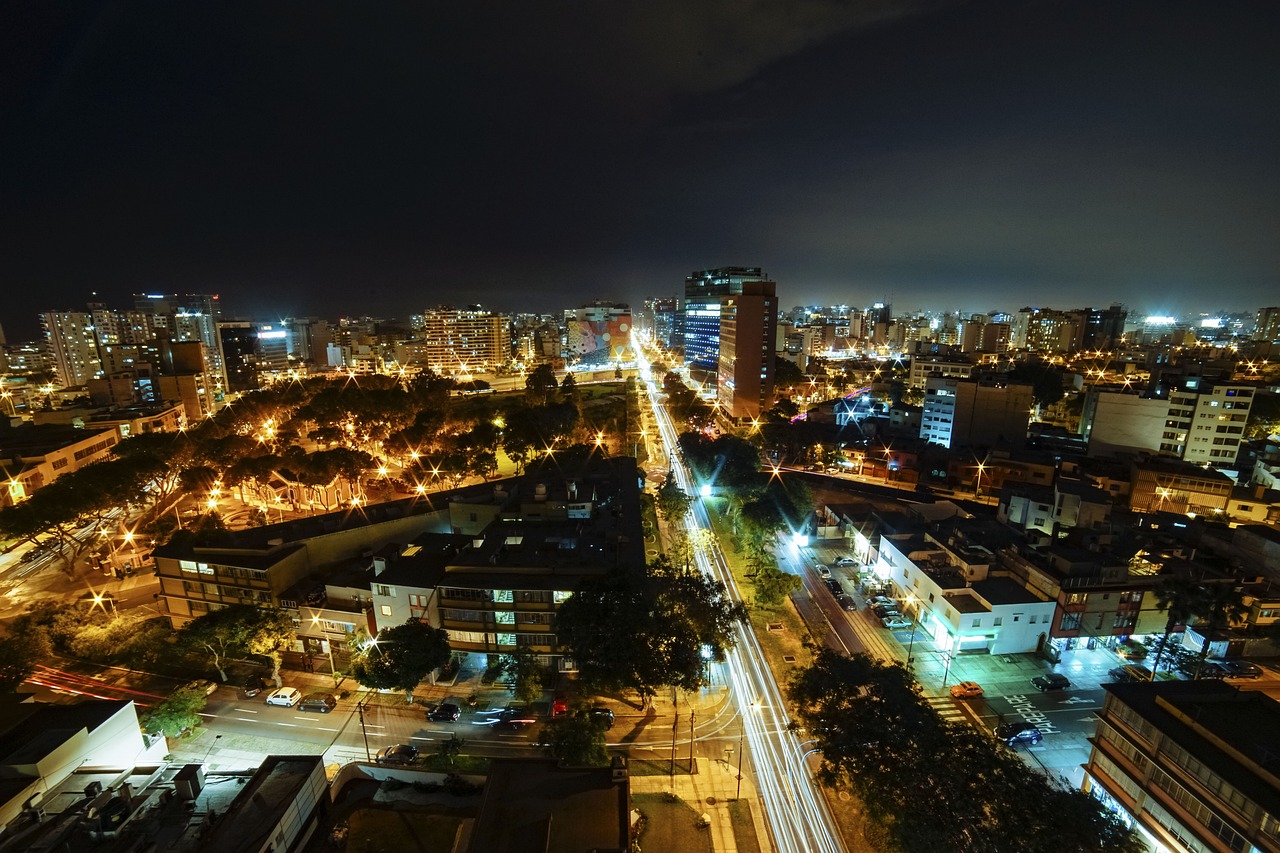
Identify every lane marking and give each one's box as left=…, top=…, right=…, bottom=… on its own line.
left=276, top=722, right=298, bottom=727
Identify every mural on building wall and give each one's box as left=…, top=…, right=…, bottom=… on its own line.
left=567, top=315, right=631, bottom=364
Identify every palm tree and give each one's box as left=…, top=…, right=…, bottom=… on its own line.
left=1148, top=575, right=1204, bottom=679
left=1190, top=583, right=1248, bottom=680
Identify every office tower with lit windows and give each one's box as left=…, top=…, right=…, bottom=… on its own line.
left=682, top=266, right=769, bottom=380
left=717, top=280, right=778, bottom=421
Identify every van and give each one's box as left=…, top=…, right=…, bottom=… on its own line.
left=299, top=692, right=337, bottom=713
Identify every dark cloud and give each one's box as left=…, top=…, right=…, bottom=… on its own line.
left=1, top=0, right=1278, bottom=340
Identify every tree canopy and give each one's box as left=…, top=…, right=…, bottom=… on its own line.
left=555, top=556, right=747, bottom=703
left=791, top=648, right=1141, bottom=852
left=538, top=714, right=609, bottom=767
left=179, top=605, right=295, bottom=683
left=350, top=618, right=452, bottom=698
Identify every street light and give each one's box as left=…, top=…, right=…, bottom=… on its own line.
left=904, top=595, right=919, bottom=663
left=737, top=699, right=760, bottom=800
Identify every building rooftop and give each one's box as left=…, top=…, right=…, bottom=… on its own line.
left=0, top=698, right=131, bottom=767
left=202, top=756, right=324, bottom=853
left=970, top=576, right=1043, bottom=606
left=468, top=758, right=629, bottom=853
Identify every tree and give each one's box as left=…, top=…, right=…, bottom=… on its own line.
left=790, top=648, right=1142, bottom=853
left=502, top=650, right=546, bottom=704
left=1009, top=360, right=1066, bottom=409
left=1190, top=583, right=1248, bottom=679
left=654, top=473, right=693, bottom=523
left=142, top=688, right=207, bottom=738
left=556, top=558, right=747, bottom=704
left=350, top=619, right=452, bottom=699
left=180, top=605, right=294, bottom=682
left=538, top=715, right=608, bottom=766
left=559, top=371, right=580, bottom=405
left=525, top=364, right=559, bottom=406
left=245, top=609, right=296, bottom=687
left=773, top=357, right=805, bottom=391
left=1147, top=574, right=1204, bottom=678
left=437, top=734, right=466, bottom=765
left=0, top=634, right=40, bottom=692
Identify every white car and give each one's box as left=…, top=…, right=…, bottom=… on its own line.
left=816, top=565, right=831, bottom=579
left=833, top=557, right=857, bottom=567
left=264, top=687, right=302, bottom=707
left=882, top=617, right=912, bottom=630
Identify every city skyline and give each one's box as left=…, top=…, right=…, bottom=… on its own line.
left=5, top=2, right=1279, bottom=336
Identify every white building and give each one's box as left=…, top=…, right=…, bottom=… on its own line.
left=876, top=534, right=1055, bottom=656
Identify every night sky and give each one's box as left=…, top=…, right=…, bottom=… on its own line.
left=3, top=0, right=1278, bottom=340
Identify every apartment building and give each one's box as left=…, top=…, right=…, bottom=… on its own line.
left=919, top=376, right=1034, bottom=449
left=0, top=424, right=120, bottom=506
left=907, top=356, right=973, bottom=390
left=418, top=306, right=512, bottom=374
left=1084, top=680, right=1280, bottom=853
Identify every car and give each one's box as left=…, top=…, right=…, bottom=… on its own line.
left=1107, top=665, right=1153, bottom=683
left=299, top=692, right=337, bottom=713
left=581, top=706, right=614, bottom=728
left=375, top=744, right=418, bottom=765
left=497, top=707, right=537, bottom=727
left=552, top=697, right=568, bottom=717
left=871, top=605, right=900, bottom=619
left=180, top=679, right=218, bottom=696
left=1116, top=641, right=1148, bottom=661
left=264, top=687, right=302, bottom=707
left=835, top=594, right=857, bottom=611
left=833, top=556, right=857, bottom=567
left=1031, top=673, right=1071, bottom=692
left=242, top=675, right=269, bottom=697
left=995, top=722, right=1043, bottom=746
left=870, top=596, right=897, bottom=608
left=882, top=616, right=912, bottom=630
left=949, top=681, right=984, bottom=699
left=1195, top=662, right=1227, bottom=680
left=427, top=701, right=461, bottom=722
left=824, top=579, right=843, bottom=594
left=1215, top=660, right=1263, bottom=679
left=815, top=565, right=832, bottom=579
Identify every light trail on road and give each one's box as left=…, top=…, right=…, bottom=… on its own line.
left=639, top=352, right=844, bottom=853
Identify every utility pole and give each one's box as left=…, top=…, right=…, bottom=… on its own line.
left=357, top=697, right=372, bottom=761
left=669, top=690, right=678, bottom=777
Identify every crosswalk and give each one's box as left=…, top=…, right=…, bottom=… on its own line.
left=924, top=695, right=968, bottom=725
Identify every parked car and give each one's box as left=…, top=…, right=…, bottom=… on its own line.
left=552, top=697, right=568, bottom=717
left=835, top=594, right=857, bottom=611
left=824, top=579, right=843, bottom=594
left=264, top=687, right=302, bottom=707
left=180, top=679, right=218, bottom=696
left=833, top=556, right=857, bottom=567
left=816, top=565, right=832, bottom=579
left=427, top=701, right=461, bottom=722
left=1116, top=640, right=1148, bottom=661
left=882, top=616, right=912, bottom=630
left=299, top=692, right=337, bottom=713
left=242, top=676, right=267, bottom=698
left=1214, top=659, right=1263, bottom=679
left=1107, top=665, right=1153, bottom=683
left=949, top=681, right=984, bottom=699
left=870, top=596, right=897, bottom=608
left=375, top=744, right=418, bottom=765
left=1031, top=673, right=1071, bottom=692
left=581, top=707, right=615, bottom=728
left=1196, top=662, right=1227, bottom=680
left=995, top=722, right=1043, bottom=746
left=871, top=604, right=900, bottom=619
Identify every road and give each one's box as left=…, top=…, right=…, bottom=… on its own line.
left=638, top=351, right=844, bottom=853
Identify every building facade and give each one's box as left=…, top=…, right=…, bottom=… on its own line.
left=716, top=279, right=778, bottom=420
left=418, top=306, right=512, bottom=374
